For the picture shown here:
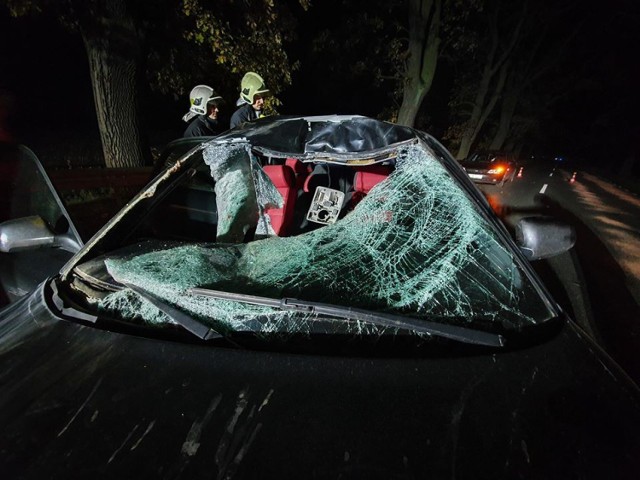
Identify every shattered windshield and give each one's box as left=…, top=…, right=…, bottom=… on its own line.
left=78, top=132, right=554, bottom=339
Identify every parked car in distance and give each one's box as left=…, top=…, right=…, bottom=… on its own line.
left=460, top=151, right=518, bottom=186
left=1, top=116, right=639, bottom=479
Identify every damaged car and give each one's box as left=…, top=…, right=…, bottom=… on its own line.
left=1, top=115, right=639, bottom=479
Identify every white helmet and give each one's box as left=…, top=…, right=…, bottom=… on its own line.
left=239, top=72, right=270, bottom=105
left=182, top=85, right=223, bottom=122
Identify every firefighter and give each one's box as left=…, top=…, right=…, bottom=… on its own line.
left=183, top=85, right=225, bottom=137
left=230, top=72, right=270, bottom=129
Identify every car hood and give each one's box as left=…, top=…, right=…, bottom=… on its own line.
left=1, top=287, right=639, bottom=479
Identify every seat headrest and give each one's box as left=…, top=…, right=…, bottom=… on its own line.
left=285, top=158, right=310, bottom=175
left=353, top=165, right=393, bottom=193
left=263, top=164, right=295, bottom=188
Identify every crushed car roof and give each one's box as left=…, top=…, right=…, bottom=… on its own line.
left=215, top=115, right=419, bottom=161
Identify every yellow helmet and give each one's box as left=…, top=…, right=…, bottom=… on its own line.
left=240, top=72, right=270, bottom=104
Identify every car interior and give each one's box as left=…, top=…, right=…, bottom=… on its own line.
left=139, top=149, right=396, bottom=244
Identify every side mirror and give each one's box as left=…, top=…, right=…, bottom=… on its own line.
left=0, top=216, right=81, bottom=253
left=515, top=216, right=576, bottom=260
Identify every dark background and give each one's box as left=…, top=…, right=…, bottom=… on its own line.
left=1, top=2, right=638, bottom=173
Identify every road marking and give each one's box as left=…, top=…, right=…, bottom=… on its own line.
left=539, top=184, right=548, bottom=194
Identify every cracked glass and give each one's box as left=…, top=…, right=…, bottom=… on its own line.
left=91, top=136, right=553, bottom=338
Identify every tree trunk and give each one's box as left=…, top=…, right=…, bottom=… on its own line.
left=80, top=0, right=150, bottom=168
left=455, top=60, right=509, bottom=160
left=454, top=3, right=526, bottom=160
left=455, top=65, right=492, bottom=160
left=397, top=0, right=441, bottom=127
left=489, top=89, right=518, bottom=151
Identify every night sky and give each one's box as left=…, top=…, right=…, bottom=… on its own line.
left=1, top=1, right=638, bottom=169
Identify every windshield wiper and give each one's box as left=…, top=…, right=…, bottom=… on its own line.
left=188, top=288, right=505, bottom=347
left=121, top=282, right=221, bottom=341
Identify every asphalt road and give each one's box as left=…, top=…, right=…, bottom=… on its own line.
left=474, top=162, right=640, bottom=384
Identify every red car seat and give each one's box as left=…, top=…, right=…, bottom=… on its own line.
left=263, top=164, right=297, bottom=236
left=352, top=165, right=393, bottom=204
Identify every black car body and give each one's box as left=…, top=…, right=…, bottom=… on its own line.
left=1, top=116, right=639, bottom=478
left=460, top=152, right=517, bottom=186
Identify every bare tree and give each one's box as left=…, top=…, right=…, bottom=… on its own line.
left=452, top=0, right=526, bottom=160
left=308, top=0, right=481, bottom=127
left=488, top=2, right=581, bottom=151
left=396, top=0, right=442, bottom=126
